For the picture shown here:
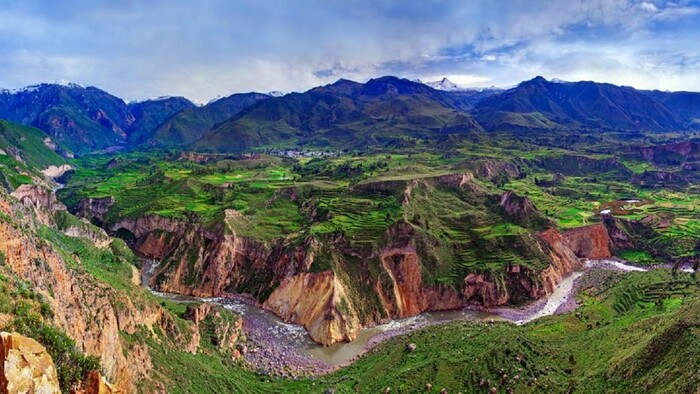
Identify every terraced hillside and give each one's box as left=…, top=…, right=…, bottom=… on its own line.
left=55, top=129, right=700, bottom=349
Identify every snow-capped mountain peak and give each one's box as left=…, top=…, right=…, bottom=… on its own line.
left=424, top=78, right=464, bottom=91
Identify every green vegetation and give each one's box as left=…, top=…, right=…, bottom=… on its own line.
left=57, top=131, right=700, bottom=294
left=322, top=271, right=699, bottom=393
left=47, top=109, right=700, bottom=393
left=0, top=120, right=67, bottom=188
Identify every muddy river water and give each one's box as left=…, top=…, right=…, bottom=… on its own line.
left=141, top=258, right=691, bottom=369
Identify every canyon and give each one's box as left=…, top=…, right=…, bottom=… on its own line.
left=91, top=194, right=618, bottom=347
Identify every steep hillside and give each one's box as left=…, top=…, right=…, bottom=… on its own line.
left=474, top=77, right=685, bottom=132
left=0, top=84, right=134, bottom=154
left=127, top=97, right=196, bottom=145
left=191, top=76, right=483, bottom=152
left=0, top=132, right=254, bottom=393
left=149, top=93, right=270, bottom=147
left=0, top=120, right=68, bottom=189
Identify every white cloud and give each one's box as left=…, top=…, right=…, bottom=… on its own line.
left=639, top=2, right=659, bottom=12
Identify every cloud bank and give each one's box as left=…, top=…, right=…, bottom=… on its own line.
left=0, top=0, right=698, bottom=102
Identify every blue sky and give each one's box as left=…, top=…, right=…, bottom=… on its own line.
left=0, top=0, right=698, bottom=102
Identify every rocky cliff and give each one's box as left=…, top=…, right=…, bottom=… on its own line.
left=563, top=223, right=613, bottom=259
left=113, top=208, right=591, bottom=345
left=461, top=229, right=583, bottom=307
left=0, top=185, right=245, bottom=392
left=10, top=184, right=67, bottom=226
left=264, top=272, right=360, bottom=346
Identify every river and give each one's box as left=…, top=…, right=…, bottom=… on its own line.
left=140, top=258, right=692, bottom=372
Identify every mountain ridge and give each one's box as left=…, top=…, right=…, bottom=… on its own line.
left=2, top=76, right=700, bottom=155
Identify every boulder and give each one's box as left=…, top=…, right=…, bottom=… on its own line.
left=0, top=332, right=61, bottom=394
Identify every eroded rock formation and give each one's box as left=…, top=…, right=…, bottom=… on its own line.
left=264, top=272, right=360, bottom=346
left=563, top=223, right=613, bottom=259
left=116, top=208, right=598, bottom=345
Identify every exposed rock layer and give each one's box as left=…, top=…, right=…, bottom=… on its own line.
left=563, top=223, right=613, bottom=259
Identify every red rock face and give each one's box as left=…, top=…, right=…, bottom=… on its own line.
left=380, top=247, right=428, bottom=317
left=263, top=271, right=360, bottom=346
left=563, top=223, right=612, bottom=259
left=640, top=141, right=696, bottom=163
left=118, top=212, right=590, bottom=346
left=0, top=190, right=228, bottom=393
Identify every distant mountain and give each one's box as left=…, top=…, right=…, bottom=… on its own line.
left=127, top=97, right=196, bottom=145
left=0, top=83, right=135, bottom=154
left=149, top=93, right=270, bottom=147
left=473, top=76, right=685, bottom=132
left=642, top=90, right=700, bottom=129
left=2, top=76, right=700, bottom=154
left=420, top=78, right=503, bottom=109
left=190, top=76, right=483, bottom=152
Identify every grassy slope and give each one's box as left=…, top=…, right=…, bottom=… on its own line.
left=0, top=120, right=67, bottom=188
left=325, top=270, right=699, bottom=393
left=58, top=135, right=700, bottom=282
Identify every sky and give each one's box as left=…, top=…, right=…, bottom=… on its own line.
left=0, top=0, right=699, bottom=103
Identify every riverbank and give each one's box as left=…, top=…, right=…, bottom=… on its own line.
left=140, top=258, right=692, bottom=377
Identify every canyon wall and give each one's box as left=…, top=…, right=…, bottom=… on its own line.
left=563, top=223, right=613, bottom=259
left=110, top=209, right=610, bottom=346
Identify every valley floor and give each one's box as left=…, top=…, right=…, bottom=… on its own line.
left=145, top=258, right=685, bottom=380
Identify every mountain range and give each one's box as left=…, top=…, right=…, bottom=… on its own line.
left=2, top=76, right=700, bottom=154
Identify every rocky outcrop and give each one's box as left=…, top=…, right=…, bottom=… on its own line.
left=500, top=191, right=537, bottom=219
left=41, top=164, right=74, bottom=178
left=118, top=210, right=590, bottom=345
left=264, top=271, right=360, bottom=346
left=11, top=184, right=66, bottom=226
left=462, top=273, right=509, bottom=307
left=380, top=247, right=428, bottom=317
left=434, top=172, right=475, bottom=188
left=112, top=215, right=191, bottom=239
left=563, top=223, right=612, bottom=259
left=461, top=229, right=582, bottom=307
left=639, top=141, right=698, bottom=164
left=0, top=332, right=61, bottom=394
left=0, top=193, right=175, bottom=393
left=72, top=370, right=119, bottom=394
left=75, top=197, right=115, bottom=224
left=11, top=184, right=66, bottom=212
left=475, top=160, right=524, bottom=182
left=63, top=223, right=112, bottom=249
left=536, top=228, right=584, bottom=295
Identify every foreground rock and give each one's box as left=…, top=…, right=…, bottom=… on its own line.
left=0, top=332, right=61, bottom=394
